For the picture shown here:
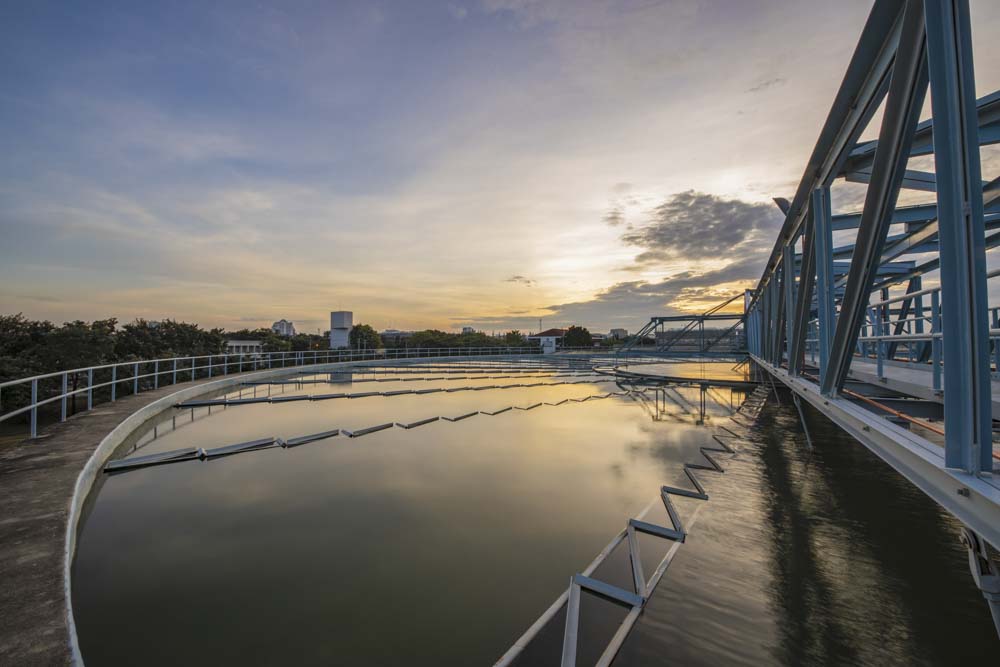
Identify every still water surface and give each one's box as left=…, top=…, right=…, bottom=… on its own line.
left=72, top=361, right=997, bottom=665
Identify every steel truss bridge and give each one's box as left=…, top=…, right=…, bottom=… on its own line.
left=737, top=0, right=1000, bottom=632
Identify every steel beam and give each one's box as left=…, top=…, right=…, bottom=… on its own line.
left=813, top=187, right=836, bottom=391
left=783, top=246, right=796, bottom=367
left=750, top=0, right=904, bottom=310
left=924, top=0, right=992, bottom=472
left=823, top=1, right=929, bottom=395
left=789, top=212, right=816, bottom=376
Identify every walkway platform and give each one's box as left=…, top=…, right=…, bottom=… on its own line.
left=845, top=358, right=1000, bottom=420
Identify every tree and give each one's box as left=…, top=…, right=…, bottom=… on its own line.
left=349, top=324, right=382, bottom=349
left=563, top=325, right=592, bottom=347
left=503, top=330, right=528, bottom=347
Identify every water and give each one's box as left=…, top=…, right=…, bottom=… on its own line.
left=71, top=361, right=997, bottom=665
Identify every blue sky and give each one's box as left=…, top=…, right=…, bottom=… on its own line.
left=2, top=1, right=999, bottom=334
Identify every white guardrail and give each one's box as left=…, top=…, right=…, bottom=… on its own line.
left=0, top=347, right=543, bottom=439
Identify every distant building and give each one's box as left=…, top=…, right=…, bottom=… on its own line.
left=225, top=339, right=263, bottom=355
left=271, top=319, right=296, bottom=337
left=609, top=328, right=628, bottom=340
left=330, top=311, right=353, bottom=349
left=527, top=328, right=567, bottom=353
left=461, top=326, right=475, bottom=335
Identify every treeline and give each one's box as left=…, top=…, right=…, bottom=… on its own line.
left=0, top=314, right=331, bottom=384
left=376, top=328, right=533, bottom=349
left=0, top=314, right=542, bottom=384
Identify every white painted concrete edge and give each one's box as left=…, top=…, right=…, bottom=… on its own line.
left=63, top=354, right=538, bottom=664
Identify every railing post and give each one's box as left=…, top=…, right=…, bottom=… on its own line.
left=154, top=360, right=159, bottom=389
left=133, top=363, right=139, bottom=395
left=61, top=373, right=68, bottom=421
left=30, top=379, right=38, bottom=438
left=173, top=359, right=178, bottom=385
left=876, top=329, right=884, bottom=378
left=208, top=356, right=212, bottom=378
left=111, top=366, right=117, bottom=402
left=87, top=368, right=93, bottom=410
left=993, top=308, right=1000, bottom=373
left=932, top=290, right=942, bottom=392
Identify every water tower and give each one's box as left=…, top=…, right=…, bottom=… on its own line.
left=330, top=311, right=352, bottom=349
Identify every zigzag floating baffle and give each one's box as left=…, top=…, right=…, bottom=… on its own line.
left=310, top=393, right=347, bottom=400
left=341, top=422, right=395, bottom=438
left=113, top=386, right=660, bottom=475
left=203, top=436, right=281, bottom=459
left=396, top=417, right=440, bottom=429
left=442, top=411, right=479, bottom=422
left=284, top=429, right=340, bottom=447
left=270, top=395, right=309, bottom=403
left=174, top=379, right=618, bottom=409
left=104, top=446, right=205, bottom=473
left=498, top=390, right=765, bottom=667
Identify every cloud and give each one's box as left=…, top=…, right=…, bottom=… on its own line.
left=603, top=206, right=625, bottom=226
left=621, top=190, right=782, bottom=265
left=746, top=77, right=786, bottom=93
left=504, top=275, right=535, bottom=286
left=448, top=4, right=469, bottom=20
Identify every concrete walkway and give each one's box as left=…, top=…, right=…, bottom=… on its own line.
left=0, top=376, right=228, bottom=665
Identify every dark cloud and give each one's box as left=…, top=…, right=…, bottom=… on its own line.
left=746, top=77, right=786, bottom=93
left=479, top=191, right=778, bottom=331
left=504, top=275, right=535, bottom=286
left=621, top=190, right=782, bottom=264
left=603, top=206, right=625, bottom=226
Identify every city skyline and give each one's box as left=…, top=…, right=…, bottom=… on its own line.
left=3, top=1, right=1000, bottom=334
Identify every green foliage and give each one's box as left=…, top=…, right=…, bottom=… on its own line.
left=563, top=325, right=593, bottom=347
left=116, top=319, right=225, bottom=359
left=503, top=330, right=528, bottom=346
left=389, top=329, right=531, bottom=349
left=349, top=324, right=382, bottom=350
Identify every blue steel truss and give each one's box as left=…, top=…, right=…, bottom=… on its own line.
left=743, top=0, right=1000, bottom=630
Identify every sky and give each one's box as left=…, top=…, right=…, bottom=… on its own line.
left=2, top=1, right=999, bottom=335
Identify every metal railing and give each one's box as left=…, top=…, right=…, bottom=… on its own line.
left=0, top=346, right=542, bottom=439
left=796, top=268, right=1000, bottom=389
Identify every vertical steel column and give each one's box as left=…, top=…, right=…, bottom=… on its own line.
left=925, top=0, right=991, bottom=472
left=783, top=245, right=796, bottom=369
left=813, top=188, right=836, bottom=392
left=789, top=213, right=817, bottom=376
left=913, top=277, right=924, bottom=363
left=822, top=1, right=929, bottom=395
